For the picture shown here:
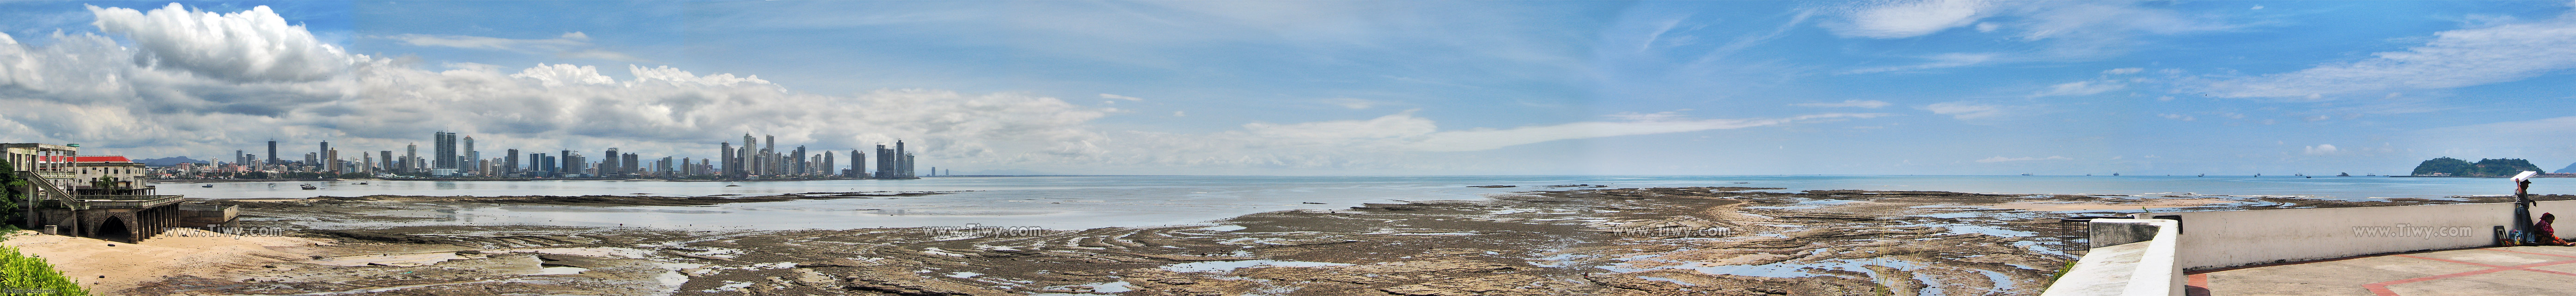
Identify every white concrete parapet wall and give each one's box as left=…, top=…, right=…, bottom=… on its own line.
left=2041, top=219, right=2182, bottom=296
left=2130, top=200, right=2576, bottom=271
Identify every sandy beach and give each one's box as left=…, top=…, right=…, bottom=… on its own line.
left=18, top=186, right=2558, bottom=296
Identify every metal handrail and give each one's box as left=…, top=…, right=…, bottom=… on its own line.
left=83, top=197, right=182, bottom=209
left=17, top=171, right=83, bottom=210
left=74, top=194, right=182, bottom=201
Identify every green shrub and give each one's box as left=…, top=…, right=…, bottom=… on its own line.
left=0, top=231, right=90, bottom=296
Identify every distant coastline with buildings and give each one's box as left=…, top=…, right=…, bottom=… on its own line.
left=119, top=132, right=927, bottom=182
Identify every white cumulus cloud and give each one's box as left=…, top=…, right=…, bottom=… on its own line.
left=2303, top=144, right=2339, bottom=155
left=87, top=3, right=358, bottom=82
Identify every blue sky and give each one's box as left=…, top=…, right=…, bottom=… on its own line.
left=3, top=0, right=2576, bottom=175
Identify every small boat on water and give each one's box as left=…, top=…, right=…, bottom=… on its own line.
left=300, top=184, right=318, bottom=190
left=200, top=185, right=213, bottom=188
left=356, top=182, right=369, bottom=185
left=725, top=185, right=742, bottom=187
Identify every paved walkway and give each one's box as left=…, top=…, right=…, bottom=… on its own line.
left=2190, top=246, right=2576, bottom=296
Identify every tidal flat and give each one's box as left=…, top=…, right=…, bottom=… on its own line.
left=28, top=186, right=2553, bottom=296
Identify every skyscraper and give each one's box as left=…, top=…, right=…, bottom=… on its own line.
left=380, top=151, right=394, bottom=173
left=874, top=144, right=893, bottom=179
left=602, top=148, right=620, bottom=175
left=462, top=136, right=477, bottom=172
left=757, top=135, right=767, bottom=176
left=267, top=140, right=279, bottom=165
left=529, top=153, right=553, bottom=173
left=405, top=144, right=419, bottom=173
left=791, top=146, right=807, bottom=175
left=325, top=148, right=339, bottom=173
left=504, top=149, right=521, bottom=174
left=434, top=132, right=457, bottom=169
left=719, top=142, right=734, bottom=178
left=848, top=149, right=865, bottom=178
left=559, top=150, right=575, bottom=175
left=622, top=153, right=638, bottom=175
left=895, top=140, right=911, bottom=178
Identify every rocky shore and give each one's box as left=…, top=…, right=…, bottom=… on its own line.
left=18, top=186, right=2528, bottom=296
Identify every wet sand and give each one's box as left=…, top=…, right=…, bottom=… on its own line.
left=29, top=187, right=2541, bottom=296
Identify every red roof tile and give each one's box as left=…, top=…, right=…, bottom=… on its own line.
left=36, top=155, right=133, bottom=163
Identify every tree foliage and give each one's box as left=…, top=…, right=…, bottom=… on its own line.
left=2412, top=157, right=2546, bottom=177
left=0, top=159, right=19, bottom=222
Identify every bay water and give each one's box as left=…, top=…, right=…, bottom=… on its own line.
left=161, top=175, right=2566, bottom=230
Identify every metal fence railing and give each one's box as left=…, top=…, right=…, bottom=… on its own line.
left=2054, top=216, right=2131, bottom=255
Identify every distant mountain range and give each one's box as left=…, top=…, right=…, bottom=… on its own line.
left=134, top=156, right=204, bottom=166
left=2564, top=162, right=2576, bottom=174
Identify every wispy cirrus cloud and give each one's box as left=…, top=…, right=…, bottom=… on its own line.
left=1324, top=98, right=1380, bottom=110
left=1404, top=112, right=1890, bottom=152
left=1829, top=0, right=2240, bottom=73
left=1924, top=102, right=2006, bottom=120
left=2030, top=80, right=2124, bottom=97
left=1828, top=0, right=1995, bottom=39
left=2202, top=3, right=2576, bottom=98
left=1792, top=100, right=1891, bottom=108
left=1842, top=52, right=2000, bottom=74
left=1976, top=155, right=2070, bottom=163
left=381, top=31, right=648, bottom=62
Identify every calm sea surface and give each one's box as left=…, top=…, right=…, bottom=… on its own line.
left=158, top=175, right=2568, bottom=230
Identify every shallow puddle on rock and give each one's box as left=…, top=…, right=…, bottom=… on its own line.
left=1159, top=260, right=1355, bottom=273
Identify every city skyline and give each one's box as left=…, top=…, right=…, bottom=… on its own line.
left=180, top=131, right=918, bottom=179
left=4, top=1, right=2576, bottom=176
